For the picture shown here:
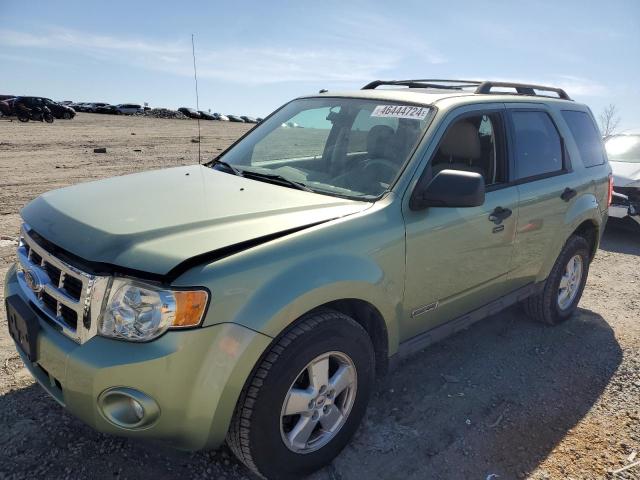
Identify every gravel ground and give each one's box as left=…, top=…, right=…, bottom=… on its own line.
left=0, top=113, right=639, bottom=480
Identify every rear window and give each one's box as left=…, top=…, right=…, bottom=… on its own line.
left=512, top=111, right=563, bottom=179
left=561, top=110, right=605, bottom=167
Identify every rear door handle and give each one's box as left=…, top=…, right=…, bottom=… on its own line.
left=488, top=206, right=512, bottom=225
left=561, top=187, right=577, bottom=202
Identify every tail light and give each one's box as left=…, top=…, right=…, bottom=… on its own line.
left=608, top=174, right=614, bottom=207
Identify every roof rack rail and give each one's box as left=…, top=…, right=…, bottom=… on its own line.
left=362, top=79, right=482, bottom=90
left=474, top=81, right=572, bottom=100
left=361, top=78, right=572, bottom=101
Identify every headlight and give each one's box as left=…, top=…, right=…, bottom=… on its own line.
left=99, top=279, right=209, bottom=342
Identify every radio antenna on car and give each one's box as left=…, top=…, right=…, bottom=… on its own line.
left=191, top=33, right=201, bottom=164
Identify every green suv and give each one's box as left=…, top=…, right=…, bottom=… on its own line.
left=5, top=79, right=611, bottom=479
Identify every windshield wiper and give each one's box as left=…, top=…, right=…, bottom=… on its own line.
left=242, top=170, right=314, bottom=192
left=210, top=159, right=243, bottom=176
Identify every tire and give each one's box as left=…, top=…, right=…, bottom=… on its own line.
left=227, top=310, right=375, bottom=479
left=523, top=235, right=591, bottom=325
left=17, top=113, right=29, bottom=122
left=44, top=114, right=54, bottom=124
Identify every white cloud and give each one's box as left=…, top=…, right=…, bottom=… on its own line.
left=0, top=25, right=446, bottom=85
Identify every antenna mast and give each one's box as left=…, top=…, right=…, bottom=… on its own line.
left=191, top=33, right=201, bottom=163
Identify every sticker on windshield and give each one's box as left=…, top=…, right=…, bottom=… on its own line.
left=371, top=105, right=429, bottom=120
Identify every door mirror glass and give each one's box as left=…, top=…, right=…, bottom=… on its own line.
left=410, top=169, right=485, bottom=210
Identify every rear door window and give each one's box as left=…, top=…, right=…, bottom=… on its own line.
left=511, top=111, right=564, bottom=180
left=561, top=110, right=605, bottom=167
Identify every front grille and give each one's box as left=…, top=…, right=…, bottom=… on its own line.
left=62, top=275, right=83, bottom=301
left=43, top=262, right=62, bottom=287
left=16, top=224, right=110, bottom=343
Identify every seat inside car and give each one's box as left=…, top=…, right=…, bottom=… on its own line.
left=432, top=120, right=486, bottom=178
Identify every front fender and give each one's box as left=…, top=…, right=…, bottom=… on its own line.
left=173, top=204, right=406, bottom=358
left=231, top=253, right=400, bottom=353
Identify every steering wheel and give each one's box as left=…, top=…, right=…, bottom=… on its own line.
left=362, top=158, right=399, bottom=183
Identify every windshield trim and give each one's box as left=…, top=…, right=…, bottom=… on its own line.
left=206, top=96, right=437, bottom=202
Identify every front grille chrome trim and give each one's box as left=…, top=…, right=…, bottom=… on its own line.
left=16, top=224, right=110, bottom=344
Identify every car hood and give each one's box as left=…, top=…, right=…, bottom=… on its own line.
left=22, top=165, right=370, bottom=277
left=610, top=161, right=640, bottom=187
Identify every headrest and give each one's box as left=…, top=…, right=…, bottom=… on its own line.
left=440, top=121, right=481, bottom=160
left=367, top=125, right=395, bottom=158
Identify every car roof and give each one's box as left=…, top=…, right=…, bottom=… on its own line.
left=305, top=87, right=583, bottom=109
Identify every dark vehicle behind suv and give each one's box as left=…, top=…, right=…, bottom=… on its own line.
left=178, top=107, right=201, bottom=119
left=42, top=98, right=75, bottom=119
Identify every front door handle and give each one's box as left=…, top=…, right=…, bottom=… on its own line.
left=561, top=187, right=577, bottom=202
left=488, top=206, right=512, bottom=225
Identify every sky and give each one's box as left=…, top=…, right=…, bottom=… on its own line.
left=1, top=0, right=639, bottom=130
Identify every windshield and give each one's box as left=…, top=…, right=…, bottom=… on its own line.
left=605, top=135, right=640, bottom=163
left=214, top=97, right=432, bottom=199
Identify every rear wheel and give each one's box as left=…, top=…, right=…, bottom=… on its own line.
left=227, top=310, right=375, bottom=479
left=523, top=235, right=591, bottom=325
left=44, top=113, right=54, bottom=123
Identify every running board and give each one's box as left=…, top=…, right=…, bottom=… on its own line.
left=395, top=282, right=543, bottom=360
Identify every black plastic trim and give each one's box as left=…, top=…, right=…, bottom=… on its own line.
left=395, top=282, right=543, bottom=359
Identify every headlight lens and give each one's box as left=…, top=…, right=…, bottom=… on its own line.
left=99, top=280, right=208, bottom=342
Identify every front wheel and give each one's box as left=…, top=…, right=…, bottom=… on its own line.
left=17, top=112, right=29, bottom=122
left=523, top=235, right=591, bottom=325
left=44, top=114, right=54, bottom=123
left=227, top=310, right=375, bottom=479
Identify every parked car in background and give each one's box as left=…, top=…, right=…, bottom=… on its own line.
left=240, top=115, right=258, bottom=124
left=213, top=113, right=229, bottom=121
left=59, top=101, right=74, bottom=106
left=86, top=102, right=110, bottom=113
left=256, top=117, right=264, bottom=123
left=178, top=107, right=201, bottom=119
left=70, top=102, right=90, bottom=112
left=198, top=111, right=216, bottom=120
left=0, top=97, right=15, bottom=116
left=227, top=114, right=245, bottom=122
left=115, top=104, right=144, bottom=115
left=95, top=105, right=117, bottom=114
left=605, top=134, right=640, bottom=225
left=41, top=98, right=75, bottom=119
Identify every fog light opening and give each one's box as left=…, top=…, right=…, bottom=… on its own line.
left=129, top=397, right=144, bottom=422
left=98, top=387, right=160, bottom=429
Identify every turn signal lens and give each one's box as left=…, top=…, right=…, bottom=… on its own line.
left=173, top=290, right=209, bottom=327
left=608, top=174, right=614, bottom=207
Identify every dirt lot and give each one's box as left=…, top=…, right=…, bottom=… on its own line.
left=0, top=113, right=639, bottom=480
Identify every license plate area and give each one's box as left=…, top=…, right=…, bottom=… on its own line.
left=6, top=295, right=40, bottom=362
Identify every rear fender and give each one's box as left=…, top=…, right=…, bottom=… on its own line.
left=537, top=192, right=602, bottom=281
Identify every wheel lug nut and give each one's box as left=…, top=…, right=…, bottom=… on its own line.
left=323, top=405, right=329, bottom=413
left=319, top=385, right=326, bottom=394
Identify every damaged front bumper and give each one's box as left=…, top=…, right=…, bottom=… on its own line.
left=609, top=189, right=640, bottom=225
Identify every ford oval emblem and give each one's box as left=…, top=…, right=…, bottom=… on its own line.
left=24, top=269, right=43, bottom=293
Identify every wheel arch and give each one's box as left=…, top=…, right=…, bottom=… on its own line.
left=571, top=218, right=600, bottom=260
left=311, top=299, right=390, bottom=376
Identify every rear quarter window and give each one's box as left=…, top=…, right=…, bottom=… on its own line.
left=561, top=110, right=605, bottom=167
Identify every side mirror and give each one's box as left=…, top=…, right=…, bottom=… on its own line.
left=410, top=169, right=485, bottom=210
